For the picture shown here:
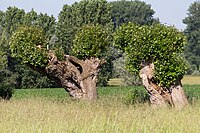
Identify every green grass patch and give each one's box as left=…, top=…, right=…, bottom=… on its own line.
left=13, top=85, right=200, bottom=104
left=13, top=88, right=69, bottom=101
left=183, top=85, right=200, bottom=103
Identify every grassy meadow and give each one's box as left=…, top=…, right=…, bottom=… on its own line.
left=1, top=96, right=200, bottom=133
left=1, top=81, right=200, bottom=132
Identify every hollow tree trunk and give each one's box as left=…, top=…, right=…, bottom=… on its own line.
left=28, top=51, right=104, bottom=100
left=139, top=61, right=188, bottom=108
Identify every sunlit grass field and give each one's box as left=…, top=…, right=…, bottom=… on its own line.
left=1, top=85, right=200, bottom=133
left=182, top=75, right=200, bottom=85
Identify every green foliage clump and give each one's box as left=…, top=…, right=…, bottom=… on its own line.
left=154, top=57, right=188, bottom=87
left=114, top=23, right=188, bottom=87
left=10, top=26, right=48, bottom=67
left=72, top=24, right=111, bottom=59
left=54, top=47, right=65, bottom=61
left=123, top=89, right=149, bottom=105
left=0, top=81, right=13, bottom=100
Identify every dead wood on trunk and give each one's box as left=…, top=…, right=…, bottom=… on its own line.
left=28, top=50, right=105, bottom=100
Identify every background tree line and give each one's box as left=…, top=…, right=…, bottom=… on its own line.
left=183, top=1, right=200, bottom=75
left=0, top=0, right=199, bottom=95
left=0, top=7, right=56, bottom=93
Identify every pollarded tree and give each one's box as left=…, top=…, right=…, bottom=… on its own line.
left=10, top=24, right=110, bottom=100
left=56, top=0, right=113, bottom=86
left=110, top=0, right=159, bottom=85
left=114, top=23, right=189, bottom=108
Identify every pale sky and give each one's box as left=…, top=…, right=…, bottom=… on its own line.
left=0, top=0, right=197, bottom=30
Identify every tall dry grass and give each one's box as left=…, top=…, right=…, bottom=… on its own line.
left=182, top=76, right=200, bottom=85
left=1, top=97, right=200, bottom=133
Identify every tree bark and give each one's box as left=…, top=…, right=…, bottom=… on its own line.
left=139, top=61, right=188, bottom=108
left=81, top=76, right=98, bottom=100
left=28, top=51, right=104, bottom=100
left=170, top=81, right=189, bottom=108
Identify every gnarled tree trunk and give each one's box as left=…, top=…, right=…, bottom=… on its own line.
left=28, top=51, right=104, bottom=100
left=139, top=62, right=188, bottom=108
